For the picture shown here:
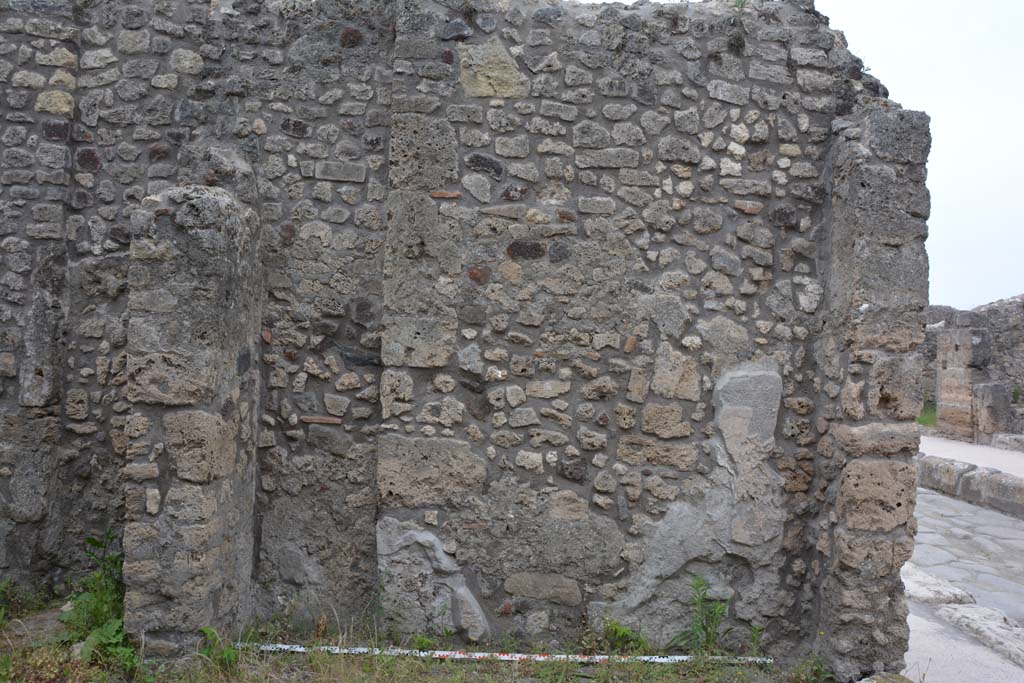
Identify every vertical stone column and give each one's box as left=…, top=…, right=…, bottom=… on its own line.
left=816, top=108, right=930, bottom=680
left=374, top=0, right=490, bottom=641
left=0, top=0, right=76, bottom=583
left=973, top=383, right=1015, bottom=441
left=935, top=320, right=991, bottom=441
left=121, top=184, right=263, bottom=655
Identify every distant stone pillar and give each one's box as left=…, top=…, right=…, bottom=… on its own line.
left=816, top=108, right=930, bottom=680
left=973, top=383, right=1014, bottom=442
left=935, top=327, right=980, bottom=440
left=934, top=317, right=1003, bottom=442
left=121, top=185, right=263, bottom=655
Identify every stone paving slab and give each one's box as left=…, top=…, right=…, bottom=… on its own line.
left=905, top=491, right=1024, bottom=681
left=901, top=562, right=974, bottom=605
left=904, top=605, right=1024, bottom=683
left=936, top=604, right=1024, bottom=669
left=912, top=489, right=1024, bottom=624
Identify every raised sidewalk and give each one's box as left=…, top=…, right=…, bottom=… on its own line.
left=918, top=435, right=1024, bottom=519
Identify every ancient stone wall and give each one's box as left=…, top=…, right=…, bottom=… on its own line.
left=928, top=296, right=1024, bottom=444
left=976, top=295, right=1024, bottom=397
left=0, top=0, right=930, bottom=679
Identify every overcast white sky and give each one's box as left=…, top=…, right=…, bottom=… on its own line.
left=576, top=0, right=1024, bottom=309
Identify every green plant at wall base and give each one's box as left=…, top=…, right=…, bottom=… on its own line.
left=602, top=620, right=650, bottom=654
left=735, top=0, right=749, bottom=10
left=918, top=402, right=937, bottom=427
left=0, top=578, right=10, bottom=627
left=57, top=528, right=138, bottom=673
left=788, top=655, right=836, bottom=683
left=80, top=618, right=138, bottom=673
left=432, top=603, right=455, bottom=640
left=1013, top=385, right=1021, bottom=403
left=749, top=624, right=765, bottom=657
left=198, top=627, right=240, bottom=674
left=667, top=576, right=731, bottom=655
left=60, top=529, right=124, bottom=638
left=410, top=634, right=438, bottom=651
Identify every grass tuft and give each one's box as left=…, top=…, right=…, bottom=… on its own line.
left=918, top=402, right=937, bottom=427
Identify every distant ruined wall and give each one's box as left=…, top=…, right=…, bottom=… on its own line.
left=976, top=295, right=1024, bottom=396
left=929, top=296, right=1024, bottom=444
left=0, top=0, right=930, bottom=679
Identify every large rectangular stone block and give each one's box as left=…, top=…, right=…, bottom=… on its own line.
left=377, top=435, right=486, bottom=508
left=837, top=460, right=916, bottom=532
left=389, top=114, right=458, bottom=190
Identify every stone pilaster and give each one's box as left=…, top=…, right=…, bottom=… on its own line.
left=121, top=183, right=263, bottom=655
left=0, top=0, right=75, bottom=584
left=816, top=107, right=931, bottom=680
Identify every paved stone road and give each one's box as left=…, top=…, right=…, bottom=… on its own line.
left=905, top=605, right=1024, bottom=683
left=903, top=488, right=1024, bottom=682
left=913, top=488, right=1024, bottom=623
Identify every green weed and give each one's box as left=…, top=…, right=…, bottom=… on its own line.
left=667, top=576, right=730, bottom=655
left=918, top=402, right=937, bottom=427
left=198, top=627, right=240, bottom=675
left=57, top=528, right=138, bottom=674
left=0, top=578, right=10, bottom=628
left=788, top=655, right=836, bottom=683
left=750, top=624, right=765, bottom=657
left=602, top=620, right=650, bottom=654
left=410, top=634, right=439, bottom=651
left=1013, top=385, right=1021, bottom=404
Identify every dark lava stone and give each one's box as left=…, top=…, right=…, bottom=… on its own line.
left=769, top=205, right=798, bottom=228
left=464, top=153, right=504, bottom=180
left=533, top=7, right=564, bottom=26
left=441, top=18, right=473, bottom=41
left=43, top=121, right=70, bottom=141
left=281, top=118, right=311, bottom=138
left=340, top=28, right=363, bottom=48
left=122, top=6, right=148, bottom=29
left=350, top=297, right=377, bottom=327
left=460, top=305, right=488, bottom=325
left=502, top=183, right=529, bottom=201
left=507, top=240, right=546, bottom=260
left=75, top=148, right=101, bottom=172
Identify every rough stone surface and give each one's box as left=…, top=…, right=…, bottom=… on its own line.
left=900, top=562, right=974, bottom=606
left=936, top=604, right=1024, bottom=668
left=458, top=38, right=530, bottom=98
left=0, top=1, right=929, bottom=678
left=926, top=296, right=1024, bottom=444
left=378, top=435, right=486, bottom=508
